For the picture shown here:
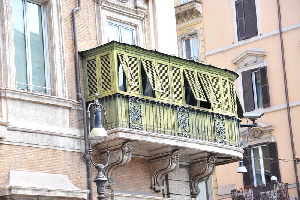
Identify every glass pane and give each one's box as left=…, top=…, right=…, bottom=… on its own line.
left=184, top=39, right=191, bottom=59
left=12, top=0, right=28, bottom=90
left=253, top=147, right=263, bottom=186
left=27, top=2, right=46, bottom=93
left=118, top=64, right=126, bottom=91
left=121, top=27, right=134, bottom=45
left=108, top=23, right=120, bottom=42
left=254, top=71, right=262, bottom=108
left=262, top=146, right=271, bottom=185
left=191, top=37, right=199, bottom=60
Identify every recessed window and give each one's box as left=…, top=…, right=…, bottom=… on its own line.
left=242, top=67, right=270, bottom=112
left=108, top=20, right=136, bottom=45
left=12, top=0, right=50, bottom=94
left=243, top=143, right=280, bottom=188
left=182, top=35, right=199, bottom=62
left=235, top=0, right=258, bottom=41
left=141, top=67, right=155, bottom=98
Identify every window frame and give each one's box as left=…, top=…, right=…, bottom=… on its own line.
left=13, top=0, right=51, bottom=94
left=0, top=0, right=67, bottom=98
left=241, top=67, right=270, bottom=112
left=107, top=20, right=136, bottom=45
left=182, top=34, right=199, bottom=62
left=243, top=142, right=280, bottom=188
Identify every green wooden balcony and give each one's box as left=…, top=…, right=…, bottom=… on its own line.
left=80, top=41, right=242, bottom=151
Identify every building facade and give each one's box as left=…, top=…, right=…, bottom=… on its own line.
left=0, top=0, right=244, bottom=200
left=175, top=0, right=300, bottom=199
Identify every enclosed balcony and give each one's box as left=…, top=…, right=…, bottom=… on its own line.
left=80, top=41, right=243, bottom=165
left=81, top=39, right=242, bottom=160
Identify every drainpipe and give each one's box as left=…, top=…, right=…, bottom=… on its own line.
left=72, top=1, right=94, bottom=200
left=276, top=0, right=300, bottom=198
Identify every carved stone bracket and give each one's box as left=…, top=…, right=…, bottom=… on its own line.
left=149, top=149, right=180, bottom=193
left=103, top=141, right=134, bottom=190
left=189, top=156, right=216, bottom=198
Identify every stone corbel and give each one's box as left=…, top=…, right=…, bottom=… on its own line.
left=149, top=149, right=180, bottom=193
left=103, top=141, right=134, bottom=190
left=189, top=156, right=216, bottom=198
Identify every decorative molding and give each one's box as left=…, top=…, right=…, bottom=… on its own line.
left=149, top=149, right=180, bottom=193
left=231, top=47, right=267, bottom=66
left=241, top=122, right=275, bottom=147
left=103, top=141, right=134, bottom=190
left=100, top=0, right=147, bottom=20
left=175, top=3, right=202, bottom=25
left=189, top=156, right=216, bottom=198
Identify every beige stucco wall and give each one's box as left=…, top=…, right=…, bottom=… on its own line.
left=199, top=0, right=300, bottom=199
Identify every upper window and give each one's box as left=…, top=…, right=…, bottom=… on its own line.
left=182, top=35, right=199, bottom=62
left=108, top=20, right=136, bottom=45
left=12, top=0, right=50, bottom=94
left=243, top=142, right=280, bottom=188
left=241, top=67, right=270, bottom=112
left=235, top=0, right=258, bottom=41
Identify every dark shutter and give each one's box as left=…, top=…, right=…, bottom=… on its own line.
left=268, top=142, right=281, bottom=182
left=260, top=67, right=270, bottom=108
left=235, top=0, right=246, bottom=41
left=242, top=70, right=254, bottom=112
left=243, top=147, right=254, bottom=188
left=244, top=0, right=258, bottom=38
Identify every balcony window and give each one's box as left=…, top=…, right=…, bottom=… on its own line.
left=12, top=0, right=49, bottom=93
left=108, top=20, right=136, bottom=45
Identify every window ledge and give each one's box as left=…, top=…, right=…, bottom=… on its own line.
left=0, top=88, right=79, bottom=109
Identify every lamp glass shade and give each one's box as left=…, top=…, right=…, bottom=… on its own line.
left=237, top=160, right=248, bottom=173
left=90, top=107, right=107, bottom=140
left=90, top=127, right=107, bottom=140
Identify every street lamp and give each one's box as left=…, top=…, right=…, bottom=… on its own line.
left=86, top=93, right=110, bottom=200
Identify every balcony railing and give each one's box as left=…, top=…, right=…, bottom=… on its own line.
left=231, top=183, right=289, bottom=200
left=95, top=93, right=240, bottom=146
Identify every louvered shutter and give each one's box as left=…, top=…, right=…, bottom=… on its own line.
left=244, top=0, right=258, bottom=38
left=243, top=147, right=254, bottom=188
left=260, top=67, right=270, bottom=108
left=236, top=0, right=246, bottom=41
left=268, top=142, right=281, bottom=182
left=242, top=70, right=254, bottom=112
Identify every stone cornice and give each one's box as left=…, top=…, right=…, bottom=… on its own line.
left=175, top=1, right=202, bottom=24
left=100, top=0, right=147, bottom=20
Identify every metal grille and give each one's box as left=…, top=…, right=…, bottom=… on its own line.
left=87, top=59, right=98, bottom=97
left=157, top=63, right=170, bottom=99
left=214, top=113, right=227, bottom=144
left=100, top=54, right=111, bottom=92
left=177, top=107, right=190, bottom=137
left=129, top=97, right=143, bottom=130
left=172, top=67, right=183, bottom=103
left=184, top=69, right=207, bottom=102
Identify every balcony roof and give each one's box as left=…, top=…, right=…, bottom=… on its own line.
left=80, top=41, right=238, bottom=78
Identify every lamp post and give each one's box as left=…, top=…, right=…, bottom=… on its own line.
left=86, top=93, right=110, bottom=200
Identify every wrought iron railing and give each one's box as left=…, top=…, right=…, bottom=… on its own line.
left=231, top=183, right=289, bottom=200
left=96, top=93, right=240, bottom=146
